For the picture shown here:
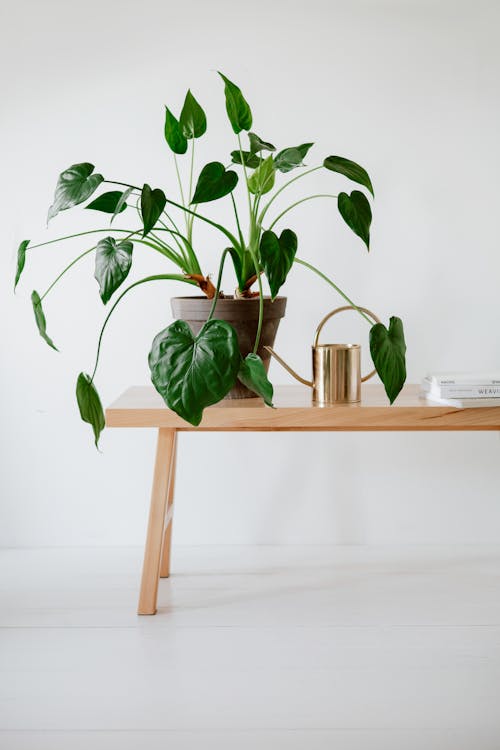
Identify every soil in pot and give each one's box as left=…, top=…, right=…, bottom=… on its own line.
left=171, top=296, right=287, bottom=399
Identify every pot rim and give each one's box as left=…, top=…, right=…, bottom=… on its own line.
left=170, top=295, right=286, bottom=301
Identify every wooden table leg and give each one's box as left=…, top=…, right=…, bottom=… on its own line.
left=160, top=432, right=177, bottom=579
left=138, top=428, right=176, bottom=615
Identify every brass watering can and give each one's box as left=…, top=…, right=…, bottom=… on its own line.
left=265, top=305, right=380, bottom=404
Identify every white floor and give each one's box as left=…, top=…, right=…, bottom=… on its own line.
left=1, top=545, right=500, bottom=749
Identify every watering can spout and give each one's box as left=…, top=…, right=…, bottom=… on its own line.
left=264, top=346, right=313, bottom=388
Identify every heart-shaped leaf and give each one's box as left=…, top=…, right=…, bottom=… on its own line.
left=248, top=156, right=275, bottom=195
left=31, top=290, right=58, bottom=350
left=85, top=191, right=128, bottom=215
left=164, top=107, right=188, bottom=155
left=149, top=319, right=240, bottom=425
left=238, top=353, right=274, bottom=406
left=338, top=190, right=372, bottom=250
left=231, top=150, right=260, bottom=168
left=47, top=163, right=104, bottom=222
left=111, top=187, right=133, bottom=224
left=274, top=143, right=314, bottom=173
left=324, top=156, right=374, bottom=197
left=260, top=228, right=297, bottom=299
left=248, top=132, right=275, bottom=154
left=369, top=317, right=407, bottom=404
left=191, top=162, right=238, bottom=204
left=14, top=239, right=29, bottom=290
left=76, top=372, right=105, bottom=448
left=218, top=72, right=252, bottom=134
left=141, top=184, right=166, bottom=237
left=179, top=90, right=207, bottom=139
left=94, top=237, right=133, bottom=304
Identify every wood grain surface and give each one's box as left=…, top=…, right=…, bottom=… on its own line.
left=105, top=385, right=500, bottom=431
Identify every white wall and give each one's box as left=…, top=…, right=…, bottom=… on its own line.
left=1, top=0, right=499, bottom=547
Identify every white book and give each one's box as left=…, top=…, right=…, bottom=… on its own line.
left=420, top=392, right=500, bottom=408
left=426, top=371, right=500, bottom=386
left=422, top=377, right=500, bottom=399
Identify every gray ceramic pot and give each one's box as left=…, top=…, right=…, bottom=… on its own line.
left=170, top=296, right=287, bottom=399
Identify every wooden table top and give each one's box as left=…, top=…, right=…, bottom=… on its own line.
left=105, top=384, right=500, bottom=431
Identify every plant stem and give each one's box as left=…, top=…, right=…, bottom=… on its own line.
left=40, top=245, right=97, bottom=301
left=90, top=274, right=196, bottom=382
left=236, top=136, right=265, bottom=294
left=173, top=155, right=186, bottom=206
left=134, top=195, right=200, bottom=275
left=161, top=211, right=182, bottom=236
left=238, top=133, right=253, bottom=219
left=259, top=166, right=323, bottom=224
left=173, top=153, right=191, bottom=238
left=135, top=238, right=185, bottom=268
left=268, top=194, right=338, bottom=231
left=294, top=257, right=373, bottom=326
left=161, top=222, right=201, bottom=274
left=164, top=197, right=240, bottom=249
left=187, top=206, right=197, bottom=246
left=39, top=230, right=165, bottom=301
left=251, top=250, right=264, bottom=354
left=149, top=226, right=189, bottom=268
left=149, top=229, right=180, bottom=254
left=188, top=137, right=195, bottom=204
left=105, top=180, right=141, bottom=193
left=207, top=248, right=230, bottom=322
left=29, top=228, right=138, bottom=250
left=105, top=178, right=240, bottom=251
left=157, top=215, right=191, bottom=268
left=231, top=193, right=245, bottom=252
left=132, top=191, right=198, bottom=273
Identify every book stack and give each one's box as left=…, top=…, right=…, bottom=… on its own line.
left=421, top=372, right=500, bottom=407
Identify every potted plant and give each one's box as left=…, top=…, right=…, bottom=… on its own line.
left=15, top=72, right=407, bottom=446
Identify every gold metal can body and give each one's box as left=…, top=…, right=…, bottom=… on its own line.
left=312, top=344, right=361, bottom=404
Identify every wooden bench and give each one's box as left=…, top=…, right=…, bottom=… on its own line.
left=105, top=384, right=500, bottom=614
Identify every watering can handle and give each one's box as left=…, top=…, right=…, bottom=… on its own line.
left=313, top=305, right=381, bottom=383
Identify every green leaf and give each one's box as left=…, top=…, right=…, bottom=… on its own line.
left=296, top=143, right=314, bottom=158
left=164, top=107, right=188, bottom=154
left=31, top=290, right=58, bottom=351
left=110, top=187, right=133, bottom=224
left=149, top=319, right=240, bottom=425
left=260, top=228, right=297, bottom=299
left=76, top=372, right=105, bottom=448
left=337, top=190, right=372, bottom=250
left=85, top=191, right=128, bottom=215
left=141, top=184, right=167, bottom=237
left=248, top=132, right=275, bottom=154
left=369, top=317, right=407, bottom=404
left=179, top=90, right=207, bottom=139
left=94, top=237, right=133, bottom=304
left=228, top=246, right=244, bottom=290
left=14, top=239, right=29, bottom=290
left=248, top=156, right=275, bottom=195
left=275, top=148, right=302, bottom=173
left=218, top=72, right=252, bottom=134
left=191, top=162, right=238, bottom=204
left=231, top=150, right=260, bottom=168
left=48, top=163, right=104, bottom=221
left=274, top=143, right=314, bottom=173
left=238, top=353, right=274, bottom=406
left=324, top=156, right=374, bottom=197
